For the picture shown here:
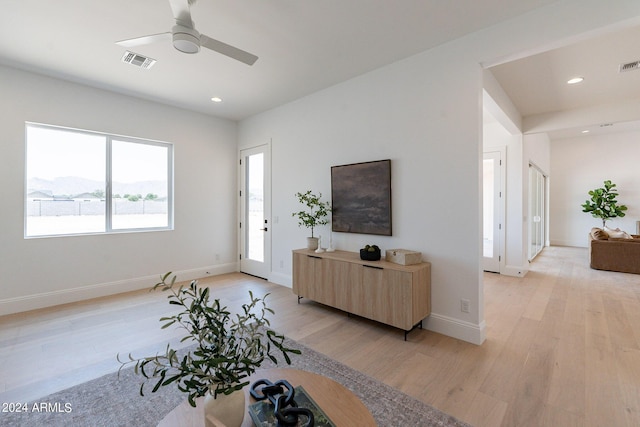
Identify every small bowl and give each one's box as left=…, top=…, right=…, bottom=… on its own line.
left=360, top=249, right=381, bottom=261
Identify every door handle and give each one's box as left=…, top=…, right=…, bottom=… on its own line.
left=260, top=227, right=268, bottom=232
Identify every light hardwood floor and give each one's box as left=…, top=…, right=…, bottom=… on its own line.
left=1, top=246, right=640, bottom=426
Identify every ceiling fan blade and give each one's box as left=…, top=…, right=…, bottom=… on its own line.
left=168, top=0, right=194, bottom=28
left=200, top=34, right=258, bottom=65
left=116, top=32, right=172, bottom=48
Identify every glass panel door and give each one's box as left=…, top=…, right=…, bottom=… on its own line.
left=528, top=164, right=546, bottom=261
left=240, top=145, right=270, bottom=279
left=247, top=152, right=264, bottom=262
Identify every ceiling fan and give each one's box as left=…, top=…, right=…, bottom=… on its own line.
left=116, top=0, right=258, bottom=65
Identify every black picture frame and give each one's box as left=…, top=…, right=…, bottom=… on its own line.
left=331, top=159, right=392, bottom=236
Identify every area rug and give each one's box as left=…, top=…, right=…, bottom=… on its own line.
left=2, top=332, right=471, bottom=427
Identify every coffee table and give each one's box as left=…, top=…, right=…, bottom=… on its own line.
left=158, top=368, right=376, bottom=426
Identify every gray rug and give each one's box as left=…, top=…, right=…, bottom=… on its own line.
left=2, top=333, right=471, bottom=427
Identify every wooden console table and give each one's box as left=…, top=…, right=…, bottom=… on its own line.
left=158, top=368, right=375, bottom=426
left=292, top=249, right=431, bottom=339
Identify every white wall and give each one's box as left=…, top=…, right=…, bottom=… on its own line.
left=1, top=0, right=637, bottom=345
left=483, top=120, right=527, bottom=276
left=0, top=65, right=238, bottom=315
left=240, top=43, right=486, bottom=344
left=525, top=133, right=551, bottom=176
left=550, top=129, right=640, bottom=247
left=238, top=0, right=640, bottom=345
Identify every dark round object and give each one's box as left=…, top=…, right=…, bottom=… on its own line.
left=360, top=248, right=381, bottom=261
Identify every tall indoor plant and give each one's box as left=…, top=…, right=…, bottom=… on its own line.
left=118, top=272, right=300, bottom=426
left=581, top=179, right=628, bottom=228
left=292, top=190, right=331, bottom=250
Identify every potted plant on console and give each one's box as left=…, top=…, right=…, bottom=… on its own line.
left=118, top=272, right=300, bottom=427
left=292, top=190, right=331, bottom=250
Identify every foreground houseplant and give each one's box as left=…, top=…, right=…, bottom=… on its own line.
left=292, top=190, right=331, bottom=250
left=581, top=179, right=628, bottom=228
left=118, top=272, right=300, bottom=426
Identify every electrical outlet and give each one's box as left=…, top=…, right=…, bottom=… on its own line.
left=461, top=299, right=470, bottom=313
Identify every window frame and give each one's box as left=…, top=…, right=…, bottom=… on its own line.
left=25, top=122, right=174, bottom=238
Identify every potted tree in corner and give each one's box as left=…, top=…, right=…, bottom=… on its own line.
left=581, top=179, right=628, bottom=228
left=118, top=272, right=300, bottom=427
left=292, top=190, right=331, bottom=250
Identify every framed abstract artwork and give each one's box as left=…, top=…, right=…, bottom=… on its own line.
left=331, top=159, right=391, bottom=236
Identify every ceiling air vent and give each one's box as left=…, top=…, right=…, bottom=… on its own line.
left=619, top=60, right=640, bottom=73
left=121, top=51, right=156, bottom=69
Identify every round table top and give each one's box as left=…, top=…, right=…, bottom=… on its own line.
left=158, top=367, right=376, bottom=426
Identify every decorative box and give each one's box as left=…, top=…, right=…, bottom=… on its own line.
left=385, top=249, right=422, bottom=265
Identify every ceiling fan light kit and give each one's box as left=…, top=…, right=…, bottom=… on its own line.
left=172, top=25, right=200, bottom=54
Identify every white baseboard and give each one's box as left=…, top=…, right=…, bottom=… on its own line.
left=550, top=239, right=586, bottom=248
left=424, top=313, right=486, bottom=345
left=502, top=265, right=528, bottom=277
left=0, top=263, right=238, bottom=316
left=269, top=273, right=485, bottom=345
left=173, top=263, right=238, bottom=283
left=269, top=271, right=292, bottom=288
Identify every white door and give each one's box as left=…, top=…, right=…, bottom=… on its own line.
left=483, top=151, right=502, bottom=273
left=240, top=145, right=271, bottom=279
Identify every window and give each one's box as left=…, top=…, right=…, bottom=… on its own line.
left=25, top=123, right=173, bottom=237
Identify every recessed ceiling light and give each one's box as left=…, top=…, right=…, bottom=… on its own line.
left=211, top=97, right=223, bottom=103
left=581, top=130, right=590, bottom=134
left=567, top=77, right=584, bottom=85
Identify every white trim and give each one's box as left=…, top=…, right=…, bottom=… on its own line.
left=271, top=274, right=485, bottom=345
left=482, top=148, right=506, bottom=274
left=502, top=265, right=528, bottom=277
left=238, top=142, right=272, bottom=280
left=269, top=271, right=292, bottom=288
left=424, top=313, right=486, bottom=345
left=550, top=240, right=586, bottom=248
left=0, top=263, right=237, bottom=316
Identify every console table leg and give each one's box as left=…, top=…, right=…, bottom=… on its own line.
left=404, top=320, right=424, bottom=341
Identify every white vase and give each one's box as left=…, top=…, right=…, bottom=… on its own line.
left=203, top=391, right=245, bottom=427
left=307, top=237, right=319, bottom=250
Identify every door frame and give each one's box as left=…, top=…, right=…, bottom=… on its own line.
left=238, top=143, right=271, bottom=280
left=482, top=148, right=506, bottom=273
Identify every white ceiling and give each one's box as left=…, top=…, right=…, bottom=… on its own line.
left=0, top=0, right=559, bottom=121
left=488, top=24, right=640, bottom=139
left=2, top=0, right=638, bottom=138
